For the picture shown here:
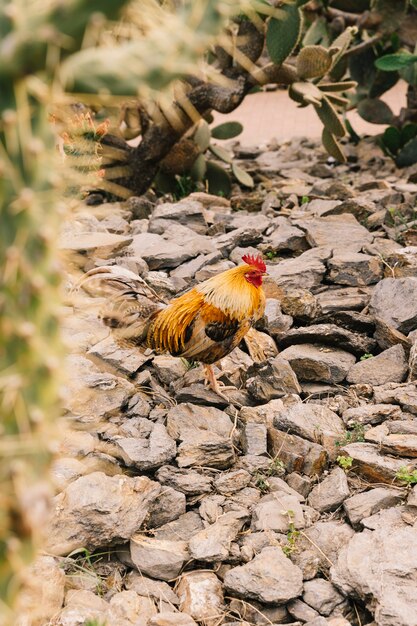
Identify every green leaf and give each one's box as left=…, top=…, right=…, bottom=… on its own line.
left=302, top=16, right=330, bottom=48
left=205, top=162, right=232, bottom=197
left=193, top=120, right=211, bottom=151
left=209, top=143, right=233, bottom=163
left=396, top=137, right=417, bottom=167
left=400, top=123, right=417, bottom=146
left=211, top=121, right=243, bottom=140
left=314, top=96, right=346, bottom=137
left=231, top=162, right=254, bottom=188
left=321, top=128, right=346, bottom=162
left=375, top=53, right=417, bottom=72
left=382, top=126, right=401, bottom=155
left=412, top=0, right=417, bottom=7
left=190, top=154, right=207, bottom=181
left=266, top=3, right=302, bottom=65
left=357, top=98, right=394, bottom=125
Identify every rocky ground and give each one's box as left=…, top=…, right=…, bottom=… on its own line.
left=26, top=136, right=417, bottom=626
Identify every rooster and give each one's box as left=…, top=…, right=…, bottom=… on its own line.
left=80, top=254, right=266, bottom=398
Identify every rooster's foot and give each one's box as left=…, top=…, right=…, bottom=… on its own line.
left=203, top=364, right=236, bottom=401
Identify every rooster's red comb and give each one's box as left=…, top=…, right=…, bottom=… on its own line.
left=242, top=254, right=266, bottom=273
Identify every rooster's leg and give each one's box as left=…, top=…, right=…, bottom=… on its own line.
left=203, top=364, right=235, bottom=400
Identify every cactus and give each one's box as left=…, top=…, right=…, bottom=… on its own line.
left=296, top=45, right=334, bottom=79
left=267, top=2, right=302, bottom=66
left=380, top=122, right=417, bottom=166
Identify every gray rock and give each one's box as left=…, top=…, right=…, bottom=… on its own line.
left=177, top=571, right=224, bottom=626
left=261, top=216, right=308, bottom=253
left=246, top=356, right=301, bottom=401
left=113, top=422, right=176, bottom=470
left=63, top=355, right=135, bottom=423
left=148, top=486, right=186, bottom=528
left=346, top=345, right=408, bottom=386
left=303, top=579, right=344, bottom=616
left=295, top=214, right=373, bottom=251
left=328, top=252, right=382, bottom=286
left=240, top=397, right=290, bottom=427
left=55, top=589, right=109, bottom=626
left=365, top=422, right=417, bottom=458
left=194, top=259, right=234, bottom=281
left=129, top=233, right=193, bottom=270
left=130, top=535, right=188, bottom=581
left=280, top=288, right=320, bottom=321
left=88, top=336, right=151, bottom=376
left=154, top=512, right=204, bottom=542
left=251, top=492, right=305, bottom=532
left=106, top=590, right=156, bottom=625
left=268, top=427, right=329, bottom=477
left=342, top=404, right=403, bottom=426
left=343, top=487, right=403, bottom=528
left=125, top=571, right=179, bottom=605
left=280, top=343, right=356, bottom=383
left=331, top=513, right=417, bottom=626
left=214, top=469, right=251, bottom=494
left=278, top=323, right=375, bottom=358
left=241, top=422, right=268, bottom=456
left=213, top=227, right=263, bottom=255
left=341, top=442, right=415, bottom=483
left=267, top=247, right=331, bottom=290
left=292, top=521, right=354, bottom=579
left=316, top=286, right=371, bottom=314
left=287, top=472, right=313, bottom=498
left=176, top=439, right=235, bottom=469
left=156, top=465, right=212, bottom=495
left=170, top=251, right=222, bottom=280
left=224, top=546, right=303, bottom=605
left=264, top=298, right=293, bottom=336
left=148, top=613, right=197, bottom=626
left=46, top=472, right=160, bottom=555
left=273, top=403, right=345, bottom=446
left=152, top=355, right=189, bottom=385
left=59, top=231, right=132, bottom=260
left=308, top=468, right=350, bottom=513
left=150, top=199, right=207, bottom=234
left=288, top=598, right=320, bottom=623
left=188, top=511, right=247, bottom=562
left=369, top=277, right=417, bottom=334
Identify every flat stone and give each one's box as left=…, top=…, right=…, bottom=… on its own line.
left=331, top=512, right=417, bottom=626
left=88, top=336, right=151, bottom=376
left=316, top=287, right=371, bottom=313
left=59, top=231, right=132, bottom=258
left=152, top=355, right=189, bottom=385
left=246, top=355, right=301, bottom=401
left=46, top=472, right=160, bottom=555
left=308, top=467, right=350, bottom=513
left=346, top=345, right=408, bottom=386
left=224, top=546, right=303, bottom=605
left=106, top=590, right=156, bottom=626
left=278, top=323, right=375, bottom=357
left=129, top=233, right=193, bottom=270
left=264, top=298, right=293, bottom=336
left=365, top=422, right=417, bottom=458
left=280, top=343, right=356, bottom=383
left=251, top=492, right=305, bottom=532
left=130, top=536, right=188, bottom=581
left=63, top=355, right=135, bottom=423
left=292, top=521, right=354, bottom=579
left=280, top=288, right=320, bottom=321
left=303, top=579, right=344, bottom=617
left=241, top=422, right=268, bottom=456
left=268, top=428, right=328, bottom=477
left=288, top=598, right=320, bottom=623
left=260, top=216, right=308, bottom=253
left=151, top=199, right=207, bottom=233
left=154, top=512, right=204, bottom=542
left=267, top=247, right=331, bottom=290
left=369, top=277, right=417, bottom=334
left=148, top=486, right=186, bottom=528
left=342, top=404, right=403, bottom=426
left=177, top=571, right=224, bottom=626
left=125, top=572, right=180, bottom=605
left=113, top=422, right=176, bottom=470
left=213, top=227, right=263, bottom=255
left=343, top=487, right=403, bottom=528
left=214, top=469, right=251, bottom=495
left=156, top=466, right=212, bottom=495
left=188, top=511, right=247, bottom=562
left=287, top=472, right=313, bottom=498
left=328, top=251, right=382, bottom=286
left=56, top=589, right=109, bottom=626
left=341, top=442, right=416, bottom=484
left=273, top=403, right=345, bottom=445
left=148, top=613, right=197, bottom=626
left=170, top=251, right=222, bottom=280
left=295, top=214, right=373, bottom=251
left=316, top=310, right=376, bottom=335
